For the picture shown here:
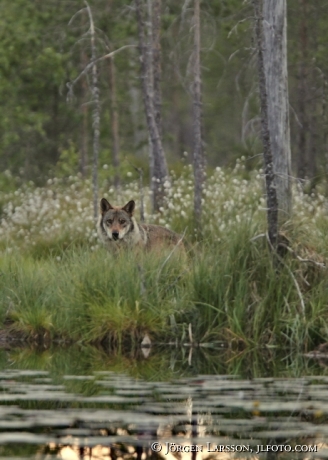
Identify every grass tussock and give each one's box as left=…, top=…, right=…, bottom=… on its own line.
left=1, top=224, right=328, bottom=350
left=1, top=162, right=328, bottom=350
left=0, top=248, right=191, bottom=345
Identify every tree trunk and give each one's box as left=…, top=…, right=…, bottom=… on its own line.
left=253, top=0, right=278, bottom=248
left=85, top=1, right=100, bottom=221
left=152, top=0, right=162, bottom=137
left=192, top=0, right=205, bottom=229
left=79, top=49, right=88, bottom=178
left=80, top=99, right=88, bottom=178
left=109, top=54, right=120, bottom=190
left=135, top=0, right=168, bottom=212
left=262, top=0, right=292, bottom=226
left=323, top=71, right=328, bottom=195
left=308, top=5, right=318, bottom=187
left=296, top=0, right=308, bottom=182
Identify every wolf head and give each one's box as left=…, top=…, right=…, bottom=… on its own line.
left=99, top=198, right=135, bottom=241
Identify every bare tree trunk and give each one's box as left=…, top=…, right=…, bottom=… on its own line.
left=323, top=73, right=328, bottom=195
left=296, top=0, right=308, bottom=182
left=109, top=54, right=120, bottom=190
left=85, top=1, right=100, bottom=221
left=308, top=6, right=318, bottom=187
left=135, top=0, right=168, bottom=212
left=192, top=0, right=205, bottom=229
left=253, top=0, right=278, bottom=248
left=152, top=0, right=162, bottom=137
left=79, top=49, right=88, bottom=178
left=309, top=107, right=318, bottom=183
left=262, top=0, right=292, bottom=226
left=147, top=0, right=155, bottom=198
left=80, top=100, right=88, bottom=178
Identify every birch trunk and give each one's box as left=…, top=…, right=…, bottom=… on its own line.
left=109, top=55, right=120, bottom=190
left=296, top=0, right=309, bottom=181
left=79, top=12, right=88, bottom=178
left=85, top=1, right=100, bottom=221
left=135, top=0, right=168, bottom=212
left=80, top=98, right=88, bottom=178
left=193, top=0, right=205, bottom=229
left=262, top=0, right=292, bottom=225
left=253, top=0, right=278, bottom=248
left=152, top=0, right=162, bottom=137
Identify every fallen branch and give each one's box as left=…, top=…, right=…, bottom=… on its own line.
left=279, top=243, right=326, bottom=269
left=251, top=233, right=326, bottom=270
left=250, top=233, right=266, bottom=242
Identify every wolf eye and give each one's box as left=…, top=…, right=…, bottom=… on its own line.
left=106, top=219, right=113, bottom=225
left=119, top=219, right=126, bottom=224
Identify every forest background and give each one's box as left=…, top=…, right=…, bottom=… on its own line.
left=0, top=0, right=324, bottom=190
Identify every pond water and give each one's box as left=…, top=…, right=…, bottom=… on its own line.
left=0, top=345, right=327, bottom=460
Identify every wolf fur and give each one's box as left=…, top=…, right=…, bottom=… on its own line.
left=97, top=198, right=183, bottom=251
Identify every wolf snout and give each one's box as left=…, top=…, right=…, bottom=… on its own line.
left=112, top=231, right=119, bottom=241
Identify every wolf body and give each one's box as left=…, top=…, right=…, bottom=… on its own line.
left=97, top=198, right=183, bottom=251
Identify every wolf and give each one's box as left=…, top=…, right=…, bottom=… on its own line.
left=97, top=198, right=184, bottom=251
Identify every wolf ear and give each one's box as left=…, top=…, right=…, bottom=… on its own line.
left=100, top=198, right=113, bottom=214
left=122, top=200, right=135, bottom=215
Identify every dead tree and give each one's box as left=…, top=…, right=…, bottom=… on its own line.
left=253, top=0, right=278, bottom=248
left=135, top=0, right=168, bottom=212
left=79, top=48, right=89, bottom=178
left=192, top=0, right=205, bottom=230
left=296, top=0, right=312, bottom=183
left=68, top=5, right=136, bottom=218
left=152, top=0, right=162, bottom=137
left=85, top=1, right=100, bottom=221
left=109, top=54, right=120, bottom=190
left=297, top=0, right=321, bottom=185
left=262, top=0, right=292, bottom=226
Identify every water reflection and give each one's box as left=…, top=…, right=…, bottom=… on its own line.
left=0, top=346, right=326, bottom=459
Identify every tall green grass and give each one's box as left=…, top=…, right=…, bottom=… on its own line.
left=1, top=218, right=328, bottom=351
left=1, top=164, right=328, bottom=350
left=0, top=247, right=191, bottom=345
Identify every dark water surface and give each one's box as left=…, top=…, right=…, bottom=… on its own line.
left=0, top=345, right=327, bottom=459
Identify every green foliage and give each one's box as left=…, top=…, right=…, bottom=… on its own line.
left=0, top=0, right=326, bottom=190
left=0, top=1, right=80, bottom=182
left=0, top=0, right=263, bottom=186
left=1, top=164, right=328, bottom=351
left=55, top=141, right=80, bottom=177
left=1, top=218, right=328, bottom=351
left=0, top=248, right=191, bottom=343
